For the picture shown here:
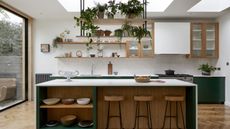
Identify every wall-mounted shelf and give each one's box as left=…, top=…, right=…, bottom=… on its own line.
left=55, top=57, right=127, bottom=59
left=56, top=42, right=126, bottom=45
left=90, top=18, right=153, bottom=25
left=40, top=103, right=93, bottom=109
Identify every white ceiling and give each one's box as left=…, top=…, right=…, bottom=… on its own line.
left=2, top=0, right=230, bottom=19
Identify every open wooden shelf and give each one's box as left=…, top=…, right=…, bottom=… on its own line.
left=55, top=57, right=128, bottom=59
left=56, top=42, right=126, bottom=45
left=91, top=18, right=153, bottom=25
left=40, top=103, right=93, bottom=109
left=40, top=124, right=94, bottom=129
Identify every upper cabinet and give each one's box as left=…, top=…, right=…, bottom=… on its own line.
left=154, top=22, right=190, bottom=54
left=190, top=23, right=219, bottom=58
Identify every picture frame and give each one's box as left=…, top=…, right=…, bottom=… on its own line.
left=41, top=44, right=50, bottom=53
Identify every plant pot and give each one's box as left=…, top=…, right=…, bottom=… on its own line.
left=202, top=71, right=211, bottom=76
left=97, top=11, right=104, bottom=19
left=95, top=30, right=104, bottom=37
left=104, top=30, right=112, bottom=36
left=165, top=69, right=175, bottom=75
left=126, top=14, right=137, bottom=19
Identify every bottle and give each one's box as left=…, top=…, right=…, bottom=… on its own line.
left=108, top=61, right=113, bottom=75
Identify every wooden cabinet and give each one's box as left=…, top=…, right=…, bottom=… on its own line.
left=190, top=23, right=219, bottom=58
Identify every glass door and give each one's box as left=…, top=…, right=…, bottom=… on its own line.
left=0, top=7, right=27, bottom=111
left=191, top=23, right=203, bottom=57
left=126, top=40, right=140, bottom=58
left=205, top=24, right=217, bottom=57
left=140, top=39, right=154, bottom=57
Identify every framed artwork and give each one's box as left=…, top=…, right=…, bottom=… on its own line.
left=41, top=44, right=50, bottom=53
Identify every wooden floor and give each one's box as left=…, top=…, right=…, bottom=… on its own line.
left=0, top=101, right=230, bottom=129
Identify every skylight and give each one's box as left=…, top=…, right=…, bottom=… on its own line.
left=147, top=0, right=174, bottom=12
left=188, top=0, right=230, bottom=12
left=57, top=0, right=80, bottom=12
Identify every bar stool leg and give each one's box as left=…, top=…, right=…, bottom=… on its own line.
left=179, top=102, right=186, bottom=129
left=162, top=101, right=168, bottom=129
left=147, top=102, right=152, bottom=129
left=106, top=102, right=111, bottom=129
left=118, top=102, right=123, bottom=129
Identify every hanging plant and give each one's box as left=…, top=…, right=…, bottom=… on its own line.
left=131, top=26, right=151, bottom=43
left=95, top=3, right=108, bottom=19
left=118, top=0, right=145, bottom=18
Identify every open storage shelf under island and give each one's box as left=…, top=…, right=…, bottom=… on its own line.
left=36, top=79, right=197, bottom=129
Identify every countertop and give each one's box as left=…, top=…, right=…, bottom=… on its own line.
left=50, top=74, right=159, bottom=77
left=36, top=79, right=196, bottom=87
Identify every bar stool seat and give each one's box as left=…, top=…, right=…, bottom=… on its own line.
left=133, top=96, right=153, bottom=129
left=162, top=95, right=186, bottom=129
left=104, top=96, right=124, bottom=101
left=104, top=96, right=124, bottom=129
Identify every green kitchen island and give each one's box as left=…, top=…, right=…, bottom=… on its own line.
left=36, top=79, right=197, bottom=129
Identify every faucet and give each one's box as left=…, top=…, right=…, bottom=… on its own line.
left=91, top=63, right=95, bottom=75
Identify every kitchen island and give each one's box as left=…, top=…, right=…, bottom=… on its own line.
left=36, top=79, right=197, bottom=129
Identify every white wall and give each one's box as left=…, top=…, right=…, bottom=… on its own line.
left=33, top=19, right=218, bottom=75
left=217, top=11, right=230, bottom=105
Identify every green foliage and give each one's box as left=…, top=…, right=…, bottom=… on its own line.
left=121, top=22, right=133, bottom=36
left=95, top=3, right=108, bottom=12
left=198, top=63, right=216, bottom=73
left=106, top=0, right=118, bottom=18
left=131, top=26, right=151, bottom=43
left=0, top=20, right=22, bottom=56
left=114, top=29, right=123, bottom=41
left=118, top=0, right=145, bottom=18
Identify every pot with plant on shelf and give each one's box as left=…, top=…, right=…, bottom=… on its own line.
left=95, top=3, right=108, bottom=19
left=118, top=0, right=145, bottom=19
left=131, top=26, right=151, bottom=44
left=106, top=0, right=118, bottom=19
left=114, top=29, right=123, bottom=42
left=198, top=63, right=216, bottom=76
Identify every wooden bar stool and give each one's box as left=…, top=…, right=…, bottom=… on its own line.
left=104, top=96, right=124, bottom=129
left=133, top=96, right=153, bottom=129
left=162, top=96, right=186, bottom=129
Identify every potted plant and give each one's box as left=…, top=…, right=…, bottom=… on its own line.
left=198, top=63, right=216, bottom=75
left=52, top=36, right=63, bottom=48
left=118, top=0, right=145, bottom=18
left=95, top=3, right=108, bottom=19
left=104, top=30, right=112, bottom=36
left=121, top=22, right=133, bottom=36
left=114, top=29, right=123, bottom=42
left=131, top=26, right=151, bottom=43
left=106, top=0, right=118, bottom=19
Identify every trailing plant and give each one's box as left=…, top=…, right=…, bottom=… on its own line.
left=52, top=37, right=63, bottom=48
left=121, top=22, right=133, bottom=36
left=74, top=7, right=99, bottom=46
left=198, top=63, right=216, bottom=75
left=106, top=0, right=118, bottom=19
left=131, top=26, right=151, bottom=43
left=118, top=0, right=145, bottom=18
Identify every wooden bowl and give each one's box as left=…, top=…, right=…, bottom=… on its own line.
left=134, top=76, right=151, bottom=83
left=62, top=99, right=75, bottom=105
left=43, top=98, right=60, bottom=105
left=60, top=115, right=77, bottom=127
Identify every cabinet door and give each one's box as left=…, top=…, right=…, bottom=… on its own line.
left=193, top=77, right=225, bottom=104
left=191, top=23, right=203, bottom=57
left=140, top=39, right=154, bottom=57
left=126, top=41, right=141, bottom=57
left=204, top=23, right=218, bottom=57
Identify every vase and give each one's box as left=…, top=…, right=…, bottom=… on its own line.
left=202, top=71, right=211, bottom=76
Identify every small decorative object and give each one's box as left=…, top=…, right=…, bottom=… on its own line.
left=41, top=44, right=50, bottom=53
left=108, top=61, right=113, bottom=75
left=143, top=44, right=149, bottom=49
left=106, top=0, right=118, bottom=19
left=198, top=63, right=216, bottom=76
left=113, top=71, right=118, bottom=75
left=97, top=44, right=104, bottom=57
left=112, top=52, right=118, bottom=57
left=60, top=115, right=77, bottom=127
left=134, top=75, right=151, bottom=83
left=118, top=0, right=145, bottom=18
left=58, top=70, right=79, bottom=82
left=60, top=30, right=70, bottom=41
left=45, top=120, right=59, bottom=127
left=90, top=54, right=96, bottom=58
left=77, top=98, right=91, bottom=105
left=43, top=98, right=60, bottom=105
left=76, top=50, right=82, bottom=57
left=78, top=120, right=93, bottom=128
left=95, top=3, right=108, bottom=19
left=62, top=98, right=75, bottom=105
left=104, top=30, right=112, bottom=36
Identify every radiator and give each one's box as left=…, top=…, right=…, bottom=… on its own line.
left=35, top=74, right=52, bottom=84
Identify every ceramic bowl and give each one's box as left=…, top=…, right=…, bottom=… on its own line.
left=76, top=98, right=90, bottom=105
left=43, top=98, right=60, bottom=105
left=62, top=98, right=75, bottom=105
left=60, top=115, right=77, bottom=127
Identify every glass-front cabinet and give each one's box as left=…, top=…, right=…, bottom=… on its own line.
left=191, top=23, right=218, bottom=58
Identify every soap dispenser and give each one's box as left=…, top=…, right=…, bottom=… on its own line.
left=108, top=61, right=113, bottom=75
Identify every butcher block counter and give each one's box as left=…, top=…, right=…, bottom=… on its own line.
left=36, top=79, right=197, bottom=129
